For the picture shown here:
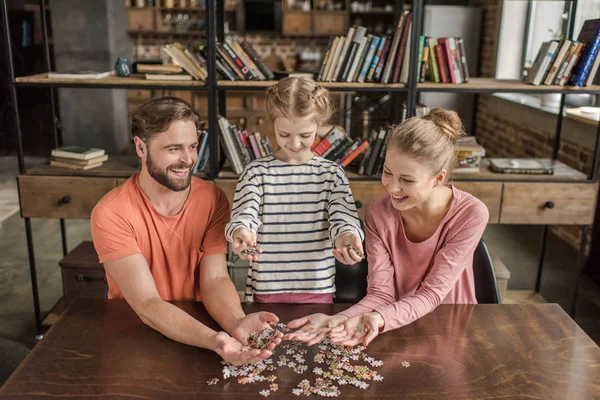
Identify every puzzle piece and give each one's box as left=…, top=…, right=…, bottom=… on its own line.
left=241, top=246, right=258, bottom=256
left=344, top=244, right=363, bottom=258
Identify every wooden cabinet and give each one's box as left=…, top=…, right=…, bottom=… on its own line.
left=500, top=183, right=598, bottom=225
left=313, top=12, right=347, bottom=36
left=18, top=176, right=116, bottom=219
left=127, top=8, right=156, bottom=31
left=454, top=182, right=503, bottom=224
left=282, top=12, right=312, bottom=35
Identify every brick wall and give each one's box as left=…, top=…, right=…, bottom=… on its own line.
left=471, top=0, right=598, bottom=254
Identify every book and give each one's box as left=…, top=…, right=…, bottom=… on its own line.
left=382, top=11, right=408, bottom=84
left=332, top=26, right=356, bottom=81
left=321, top=36, right=340, bottom=82
left=435, top=44, right=450, bottom=83
left=238, top=38, right=275, bottom=80
left=50, top=160, right=104, bottom=170
left=341, top=140, right=369, bottom=167
left=145, top=74, right=192, bottom=81
left=427, top=37, right=440, bottom=82
left=348, top=35, right=370, bottom=83
left=341, top=26, right=367, bottom=82
left=373, top=35, right=392, bottom=82
left=358, top=36, right=380, bottom=83
left=51, top=154, right=108, bottom=166
left=366, top=36, right=386, bottom=82
left=136, top=64, right=183, bottom=74
left=392, top=12, right=412, bottom=83
left=559, top=42, right=584, bottom=85
left=456, top=37, right=470, bottom=83
left=526, top=41, right=559, bottom=86
left=326, top=37, right=345, bottom=82
left=398, top=17, right=413, bottom=84
left=163, top=44, right=203, bottom=80
left=51, top=146, right=105, bottom=160
left=47, top=70, right=114, bottom=79
left=317, top=36, right=335, bottom=81
left=569, top=18, right=600, bottom=86
left=231, top=40, right=266, bottom=80
left=488, top=158, right=554, bottom=175
left=544, top=40, right=571, bottom=85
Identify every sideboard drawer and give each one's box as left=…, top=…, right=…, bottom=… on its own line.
left=18, top=176, right=116, bottom=219
left=348, top=181, right=388, bottom=221
left=453, top=182, right=502, bottom=224
left=500, top=183, right=598, bottom=225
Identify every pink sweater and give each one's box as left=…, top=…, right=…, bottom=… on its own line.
left=341, top=185, right=489, bottom=332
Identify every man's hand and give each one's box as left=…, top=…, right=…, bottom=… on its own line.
left=232, top=227, right=262, bottom=261
left=230, top=312, right=283, bottom=350
left=328, top=312, right=384, bottom=347
left=212, top=331, right=273, bottom=365
left=333, top=232, right=364, bottom=265
left=285, top=313, right=349, bottom=346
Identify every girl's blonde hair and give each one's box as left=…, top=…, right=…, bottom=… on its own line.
left=386, top=108, right=465, bottom=176
left=265, top=77, right=335, bottom=125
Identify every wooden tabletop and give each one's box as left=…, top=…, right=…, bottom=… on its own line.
left=1, top=300, right=599, bottom=399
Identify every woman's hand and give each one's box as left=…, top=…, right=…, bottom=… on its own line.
left=285, top=313, right=349, bottom=346
left=328, top=312, right=384, bottom=346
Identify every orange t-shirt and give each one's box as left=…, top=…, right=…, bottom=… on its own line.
left=90, top=174, right=230, bottom=301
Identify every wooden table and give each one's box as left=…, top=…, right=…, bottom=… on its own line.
left=1, top=299, right=599, bottom=399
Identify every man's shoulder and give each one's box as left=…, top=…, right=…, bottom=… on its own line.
left=92, top=176, right=139, bottom=219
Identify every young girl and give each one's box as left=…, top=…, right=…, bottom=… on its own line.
left=225, top=77, right=364, bottom=304
left=287, top=108, right=489, bottom=345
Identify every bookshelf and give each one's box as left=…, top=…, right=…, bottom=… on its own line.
left=2, top=0, right=599, bottom=333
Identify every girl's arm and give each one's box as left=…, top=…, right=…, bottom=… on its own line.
left=374, top=202, right=489, bottom=332
left=327, top=167, right=364, bottom=244
left=225, top=168, right=263, bottom=242
left=339, top=207, right=397, bottom=319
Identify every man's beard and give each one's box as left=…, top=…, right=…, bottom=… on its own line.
left=146, top=150, right=193, bottom=192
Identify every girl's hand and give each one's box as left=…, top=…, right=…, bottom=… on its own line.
left=328, top=312, right=384, bottom=347
left=333, top=232, right=364, bottom=265
left=285, top=313, right=349, bottom=346
left=232, top=227, right=262, bottom=261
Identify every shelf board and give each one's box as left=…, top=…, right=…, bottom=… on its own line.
left=128, top=30, right=205, bottom=37
left=217, top=80, right=408, bottom=91
left=350, top=9, right=396, bottom=14
left=15, top=73, right=208, bottom=90
left=216, top=158, right=589, bottom=182
left=25, top=155, right=210, bottom=180
left=418, top=78, right=600, bottom=94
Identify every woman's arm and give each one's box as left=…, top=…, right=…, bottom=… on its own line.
left=374, top=202, right=489, bottom=332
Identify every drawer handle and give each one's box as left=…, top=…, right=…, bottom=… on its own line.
left=544, top=201, right=555, bottom=209
left=76, top=274, right=107, bottom=283
left=61, top=196, right=71, bottom=204
left=355, top=200, right=363, bottom=209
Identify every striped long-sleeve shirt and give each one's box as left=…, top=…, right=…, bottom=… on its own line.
left=225, top=155, right=364, bottom=302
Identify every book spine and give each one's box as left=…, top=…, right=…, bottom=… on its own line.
left=358, top=36, right=380, bottom=83
left=585, top=50, right=600, bottom=85
left=366, top=37, right=386, bottom=82
left=392, top=13, right=412, bottom=83
left=222, top=40, right=254, bottom=80
left=326, top=37, right=345, bottom=82
left=373, top=36, right=392, bottom=82
left=317, top=36, right=335, bottom=82
left=341, top=141, right=369, bottom=167
left=346, top=36, right=369, bottom=82
left=534, top=41, right=558, bottom=86
left=381, top=12, right=406, bottom=84
left=231, top=40, right=265, bottom=80
left=350, top=36, right=371, bottom=82
left=416, top=35, right=424, bottom=83
left=544, top=40, right=570, bottom=85
left=560, top=43, right=583, bottom=85
left=238, top=39, right=275, bottom=80
left=435, top=44, right=449, bottom=83
left=420, top=45, right=429, bottom=82
left=217, top=45, right=245, bottom=80
left=553, top=42, right=576, bottom=85
left=248, top=134, right=262, bottom=159
left=428, top=37, right=440, bottom=82
left=572, top=32, right=600, bottom=86
left=456, top=37, right=469, bottom=82
left=332, top=26, right=356, bottom=81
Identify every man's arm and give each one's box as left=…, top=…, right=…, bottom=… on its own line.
left=199, top=253, right=245, bottom=333
left=104, top=253, right=219, bottom=349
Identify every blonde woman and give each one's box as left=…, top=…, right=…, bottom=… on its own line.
left=225, top=77, right=364, bottom=304
left=287, top=108, right=489, bottom=345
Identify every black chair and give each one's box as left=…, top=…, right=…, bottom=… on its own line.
left=473, top=239, right=501, bottom=304
left=335, top=220, right=369, bottom=303
left=0, top=336, right=32, bottom=387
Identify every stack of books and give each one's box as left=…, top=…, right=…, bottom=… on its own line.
left=218, top=117, right=274, bottom=174
left=488, top=158, right=554, bottom=175
left=454, top=137, right=485, bottom=174
left=316, top=11, right=470, bottom=85
left=356, top=124, right=395, bottom=177
left=312, top=127, right=370, bottom=168
left=525, top=18, right=600, bottom=86
left=192, top=126, right=210, bottom=174
left=50, top=146, right=107, bottom=170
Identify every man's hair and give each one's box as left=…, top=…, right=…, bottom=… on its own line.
left=131, top=97, right=201, bottom=142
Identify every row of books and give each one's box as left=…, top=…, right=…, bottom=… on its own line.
left=453, top=137, right=485, bottom=174
left=218, top=117, right=274, bottom=174
left=317, top=11, right=414, bottom=84
left=418, top=36, right=470, bottom=84
left=50, top=146, right=107, bottom=170
left=526, top=18, right=600, bottom=86
left=138, top=38, right=274, bottom=81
